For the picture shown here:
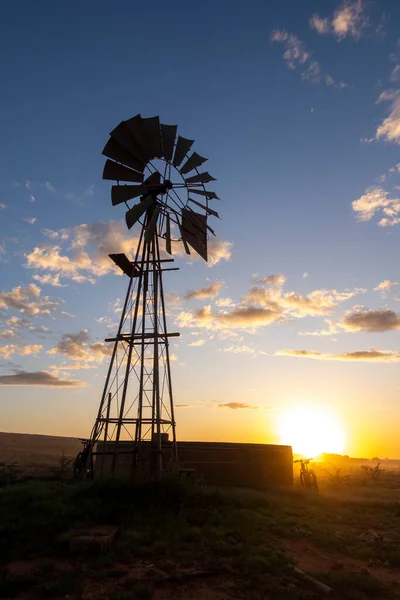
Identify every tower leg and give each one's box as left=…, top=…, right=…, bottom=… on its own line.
left=86, top=233, right=179, bottom=480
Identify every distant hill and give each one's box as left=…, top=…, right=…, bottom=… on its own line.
left=294, top=452, right=400, bottom=470
left=2, top=434, right=400, bottom=469
left=0, top=431, right=82, bottom=465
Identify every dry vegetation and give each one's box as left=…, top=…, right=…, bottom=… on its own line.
left=1, top=435, right=400, bottom=599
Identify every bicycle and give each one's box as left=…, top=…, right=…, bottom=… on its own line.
left=74, top=438, right=93, bottom=479
left=294, top=458, right=318, bottom=492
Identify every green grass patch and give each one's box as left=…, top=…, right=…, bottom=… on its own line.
left=313, top=571, right=384, bottom=599
left=1, top=474, right=400, bottom=598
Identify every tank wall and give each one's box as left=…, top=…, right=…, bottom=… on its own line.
left=94, top=441, right=293, bottom=486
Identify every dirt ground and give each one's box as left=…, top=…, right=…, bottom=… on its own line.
left=2, top=441, right=400, bottom=599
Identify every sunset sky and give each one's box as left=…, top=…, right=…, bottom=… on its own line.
left=1, top=0, right=400, bottom=458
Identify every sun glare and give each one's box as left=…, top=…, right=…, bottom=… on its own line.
left=278, top=406, right=346, bottom=458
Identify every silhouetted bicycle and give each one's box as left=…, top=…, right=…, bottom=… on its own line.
left=74, top=438, right=93, bottom=479
left=294, top=458, right=318, bottom=492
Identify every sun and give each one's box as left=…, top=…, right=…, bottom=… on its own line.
left=277, top=406, right=346, bottom=458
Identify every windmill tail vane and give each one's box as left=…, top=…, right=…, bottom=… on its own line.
left=81, top=114, right=221, bottom=480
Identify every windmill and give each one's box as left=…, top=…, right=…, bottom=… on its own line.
left=85, top=114, right=220, bottom=480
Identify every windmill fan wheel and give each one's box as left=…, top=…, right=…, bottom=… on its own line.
left=102, top=114, right=220, bottom=262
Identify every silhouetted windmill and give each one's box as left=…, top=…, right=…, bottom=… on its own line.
left=86, top=114, right=220, bottom=479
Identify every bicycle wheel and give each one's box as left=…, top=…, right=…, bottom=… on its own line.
left=310, top=471, right=319, bottom=492
left=74, top=452, right=83, bottom=478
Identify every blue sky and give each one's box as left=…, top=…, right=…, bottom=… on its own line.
left=1, top=0, right=400, bottom=457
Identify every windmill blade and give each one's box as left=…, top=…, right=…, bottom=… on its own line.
left=207, top=224, right=216, bottom=236
left=141, top=116, right=162, bottom=158
left=185, top=172, right=216, bottom=184
left=188, top=188, right=219, bottom=200
left=144, top=206, right=160, bottom=243
left=178, top=223, right=191, bottom=255
left=165, top=213, right=172, bottom=255
left=109, top=122, right=147, bottom=168
left=161, top=124, right=177, bottom=162
left=124, top=114, right=152, bottom=162
left=173, top=136, right=194, bottom=167
left=103, top=160, right=144, bottom=183
left=189, top=198, right=220, bottom=218
left=181, top=208, right=207, bottom=261
left=112, top=184, right=145, bottom=206
left=125, top=195, right=154, bottom=229
left=102, top=138, right=145, bottom=173
left=180, top=152, right=207, bottom=175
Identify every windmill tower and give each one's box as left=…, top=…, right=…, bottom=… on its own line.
left=86, top=114, right=220, bottom=480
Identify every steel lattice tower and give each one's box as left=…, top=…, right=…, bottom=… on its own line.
left=84, top=114, right=220, bottom=480
left=88, top=228, right=179, bottom=478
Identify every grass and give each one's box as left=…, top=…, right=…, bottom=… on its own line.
left=0, top=472, right=400, bottom=598
left=313, top=571, right=383, bottom=600
left=0, top=565, right=83, bottom=598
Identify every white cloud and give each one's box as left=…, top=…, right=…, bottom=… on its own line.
left=340, top=308, right=400, bottom=332
left=271, top=29, right=346, bottom=88
left=22, top=217, right=37, bottom=225
left=376, top=162, right=400, bottom=183
left=28, top=325, right=52, bottom=334
left=207, top=238, right=232, bottom=267
left=26, top=221, right=231, bottom=286
left=222, top=345, right=256, bottom=355
left=389, top=163, right=400, bottom=174
left=33, top=273, right=65, bottom=287
left=60, top=311, right=75, bottom=318
left=375, top=90, right=400, bottom=144
left=0, top=204, right=6, bottom=210
left=0, top=283, right=60, bottom=316
left=48, top=330, right=113, bottom=364
left=374, top=280, right=397, bottom=294
left=277, top=348, right=400, bottom=362
left=299, top=307, right=400, bottom=336
left=188, top=339, right=205, bottom=347
left=303, top=272, right=309, bottom=279
left=0, top=329, right=17, bottom=340
left=332, top=0, right=368, bottom=40
left=184, top=281, right=223, bottom=301
left=0, top=316, right=51, bottom=339
left=245, top=283, right=365, bottom=318
left=352, top=187, right=400, bottom=226
left=311, top=1, right=369, bottom=40
left=271, top=30, right=309, bottom=69
left=310, top=15, right=330, bottom=35
left=0, top=370, right=84, bottom=387
left=298, top=319, right=339, bottom=337
left=260, top=274, right=286, bottom=286
left=5, top=316, right=30, bottom=328
left=390, top=65, right=400, bottom=83
left=301, top=61, right=321, bottom=84
left=176, top=277, right=366, bottom=335
left=215, top=297, right=235, bottom=308
left=43, top=182, right=55, bottom=193
left=0, top=344, right=43, bottom=359
left=177, top=304, right=282, bottom=332
left=83, top=184, right=95, bottom=198
left=218, top=402, right=259, bottom=410
left=64, top=184, right=95, bottom=205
